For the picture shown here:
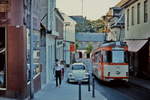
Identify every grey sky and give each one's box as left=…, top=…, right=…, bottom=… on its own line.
left=57, top=0, right=120, bottom=20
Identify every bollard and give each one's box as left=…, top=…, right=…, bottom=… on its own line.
left=88, top=74, right=90, bottom=92
left=92, top=76, right=95, bottom=98
left=79, top=81, right=82, bottom=100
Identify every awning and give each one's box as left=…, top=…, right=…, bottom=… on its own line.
left=125, top=40, right=148, bottom=52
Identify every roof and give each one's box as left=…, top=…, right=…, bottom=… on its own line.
left=69, top=16, right=85, bottom=24
left=61, top=13, right=76, bottom=25
left=100, top=41, right=127, bottom=47
left=123, top=0, right=138, bottom=8
left=76, top=32, right=105, bottom=42
left=115, top=0, right=130, bottom=7
left=54, top=8, right=64, bottom=21
left=125, top=40, right=148, bottom=52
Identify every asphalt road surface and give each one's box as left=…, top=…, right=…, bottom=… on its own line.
left=95, top=78, right=150, bottom=100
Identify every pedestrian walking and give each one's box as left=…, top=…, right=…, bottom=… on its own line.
left=55, top=62, right=62, bottom=87
left=53, top=59, right=58, bottom=78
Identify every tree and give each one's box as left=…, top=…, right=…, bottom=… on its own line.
left=75, top=42, right=79, bottom=50
left=75, top=18, right=105, bottom=33
left=86, top=43, right=93, bottom=54
left=85, top=43, right=93, bottom=58
left=88, top=19, right=105, bottom=33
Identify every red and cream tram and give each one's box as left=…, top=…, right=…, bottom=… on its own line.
left=91, top=41, right=129, bottom=82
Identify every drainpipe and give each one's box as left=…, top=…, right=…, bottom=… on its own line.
left=55, top=36, right=57, bottom=62
left=29, top=0, right=34, bottom=99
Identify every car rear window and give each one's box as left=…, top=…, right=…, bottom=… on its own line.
left=72, top=65, right=85, bottom=70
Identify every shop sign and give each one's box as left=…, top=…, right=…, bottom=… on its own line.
left=56, top=40, right=63, bottom=47
left=70, top=44, right=75, bottom=52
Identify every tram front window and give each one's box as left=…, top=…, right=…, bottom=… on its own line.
left=112, top=51, right=124, bottom=63
left=103, top=51, right=127, bottom=63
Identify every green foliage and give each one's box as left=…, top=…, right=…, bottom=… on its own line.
left=86, top=43, right=93, bottom=54
left=75, top=42, right=79, bottom=50
left=76, top=18, right=105, bottom=33
left=87, top=19, right=105, bottom=33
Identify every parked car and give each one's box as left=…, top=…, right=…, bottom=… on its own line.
left=67, top=63, right=89, bottom=83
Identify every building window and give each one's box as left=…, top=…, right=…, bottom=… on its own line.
left=79, top=52, right=82, bottom=58
left=127, top=9, right=130, bottom=30
left=86, top=53, right=90, bottom=59
left=137, top=3, right=140, bottom=24
left=144, top=0, right=148, bottom=23
left=131, top=6, right=135, bottom=25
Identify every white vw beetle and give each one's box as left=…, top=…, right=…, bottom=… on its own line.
left=67, top=63, right=89, bottom=83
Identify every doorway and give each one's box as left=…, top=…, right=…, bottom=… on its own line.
left=0, top=27, right=6, bottom=89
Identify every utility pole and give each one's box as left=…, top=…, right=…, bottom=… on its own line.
left=81, top=0, right=83, bottom=16
left=29, top=0, right=34, bottom=99
left=81, top=0, right=84, bottom=32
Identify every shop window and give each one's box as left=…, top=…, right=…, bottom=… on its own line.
left=0, top=27, right=6, bottom=89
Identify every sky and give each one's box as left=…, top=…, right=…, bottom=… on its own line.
left=57, top=0, right=120, bottom=20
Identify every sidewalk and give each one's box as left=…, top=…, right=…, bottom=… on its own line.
left=34, top=78, right=107, bottom=100
left=34, top=67, right=107, bottom=100
left=129, top=77, right=150, bottom=90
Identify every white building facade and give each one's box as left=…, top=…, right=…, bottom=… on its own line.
left=125, top=0, right=150, bottom=39
left=62, top=13, right=76, bottom=66
left=45, top=0, right=58, bottom=85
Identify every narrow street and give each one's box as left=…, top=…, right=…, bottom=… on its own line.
left=0, top=0, right=150, bottom=99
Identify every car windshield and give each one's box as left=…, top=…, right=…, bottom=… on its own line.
left=72, top=65, right=85, bottom=70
